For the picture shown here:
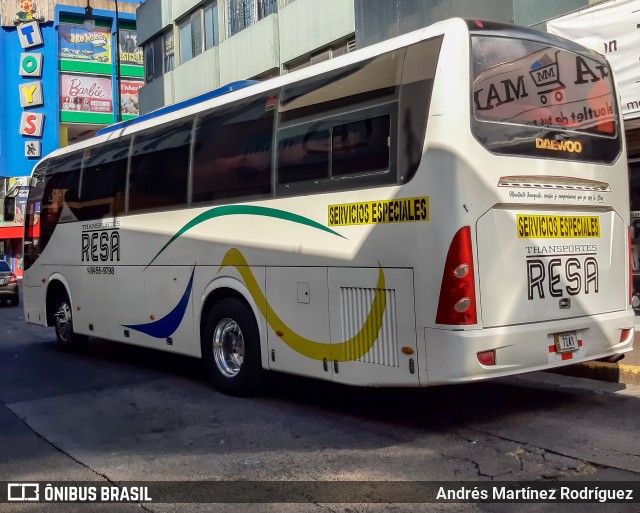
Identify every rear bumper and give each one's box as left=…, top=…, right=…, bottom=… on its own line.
left=0, top=285, right=19, bottom=298
left=423, top=309, right=635, bottom=385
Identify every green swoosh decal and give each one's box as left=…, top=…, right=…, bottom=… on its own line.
left=148, top=205, right=346, bottom=267
left=219, top=248, right=386, bottom=362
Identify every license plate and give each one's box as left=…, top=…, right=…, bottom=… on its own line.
left=554, top=331, right=579, bottom=353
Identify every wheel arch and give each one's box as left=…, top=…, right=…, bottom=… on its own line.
left=199, top=275, right=267, bottom=368
left=45, top=274, right=72, bottom=327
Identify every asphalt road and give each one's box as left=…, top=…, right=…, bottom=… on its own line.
left=1, top=296, right=639, bottom=513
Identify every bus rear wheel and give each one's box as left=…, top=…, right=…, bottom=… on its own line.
left=54, top=291, right=88, bottom=352
left=201, top=297, right=263, bottom=396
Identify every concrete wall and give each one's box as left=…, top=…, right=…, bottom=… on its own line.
left=174, top=48, right=221, bottom=102
left=354, top=0, right=514, bottom=48
left=219, top=14, right=280, bottom=84
left=137, top=0, right=173, bottom=45
left=139, top=71, right=174, bottom=114
left=279, top=0, right=354, bottom=65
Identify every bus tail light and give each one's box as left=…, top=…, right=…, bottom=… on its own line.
left=436, top=226, right=477, bottom=325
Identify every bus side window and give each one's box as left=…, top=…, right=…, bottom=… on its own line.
left=192, top=93, right=274, bottom=205
left=128, top=120, right=192, bottom=213
left=39, top=151, right=82, bottom=249
left=78, top=139, right=129, bottom=221
left=331, top=115, right=390, bottom=177
left=277, top=125, right=330, bottom=184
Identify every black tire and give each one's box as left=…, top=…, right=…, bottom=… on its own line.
left=54, top=290, right=88, bottom=352
left=201, top=297, right=263, bottom=396
left=10, top=296, right=19, bottom=307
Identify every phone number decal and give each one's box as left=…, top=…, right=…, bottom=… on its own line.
left=86, top=266, right=115, bottom=275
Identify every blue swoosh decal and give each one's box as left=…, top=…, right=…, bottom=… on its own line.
left=123, top=268, right=194, bottom=338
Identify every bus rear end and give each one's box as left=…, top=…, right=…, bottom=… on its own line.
left=423, top=21, right=634, bottom=384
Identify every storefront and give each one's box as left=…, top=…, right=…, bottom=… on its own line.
left=0, top=1, right=141, bottom=275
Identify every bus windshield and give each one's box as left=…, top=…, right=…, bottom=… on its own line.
left=472, top=36, right=617, bottom=136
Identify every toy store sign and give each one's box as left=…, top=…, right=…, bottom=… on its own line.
left=60, top=74, right=113, bottom=113
left=17, top=20, right=44, bottom=158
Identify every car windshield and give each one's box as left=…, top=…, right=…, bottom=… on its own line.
left=0, top=261, right=10, bottom=272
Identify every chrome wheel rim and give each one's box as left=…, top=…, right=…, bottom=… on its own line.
left=212, top=317, right=245, bottom=377
left=56, top=302, right=73, bottom=343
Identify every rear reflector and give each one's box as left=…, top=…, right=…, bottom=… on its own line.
left=620, top=328, right=633, bottom=344
left=436, top=226, right=477, bottom=325
left=477, top=350, right=496, bottom=366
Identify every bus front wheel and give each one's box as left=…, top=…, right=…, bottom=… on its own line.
left=201, top=297, right=263, bottom=396
left=54, top=291, right=88, bottom=352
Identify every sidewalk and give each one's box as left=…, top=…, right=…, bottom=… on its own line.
left=553, top=322, right=640, bottom=386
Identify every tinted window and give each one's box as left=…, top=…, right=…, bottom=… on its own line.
left=128, top=121, right=192, bottom=213
left=42, top=152, right=83, bottom=223
left=192, top=93, right=274, bottom=204
left=279, top=51, right=401, bottom=123
left=78, top=139, right=129, bottom=220
left=332, top=115, right=390, bottom=177
left=24, top=162, right=46, bottom=271
left=471, top=35, right=621, bottom=163
left=39, top=152, right=83, bottom=251
left=0, top=261, right=10, bottom=272
left=277, top=125, right=329, bottom=183
left=472, top=36, right=617, bottom=136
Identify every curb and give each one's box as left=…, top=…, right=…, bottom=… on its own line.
left=551, top=361, right=640, bottom=387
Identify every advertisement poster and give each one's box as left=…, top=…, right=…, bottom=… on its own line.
left=60, top=74, right=113, bottom=114
left=120, top=80, right=143, bottom=115
left=119, top=28, right=143, bottom=66
left=59, top=23, right=112, bottom=64
left=547, top=0, right=640, bottom=120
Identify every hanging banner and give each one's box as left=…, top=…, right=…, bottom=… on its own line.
left=120, top=80, right=143, bottom=115
left=547, top=0, right=640, bottom=120
left=58, top=23, right=112, bottom=64
left=118, top=28, right=143, bottom=66
left=60, top=74, right=113, bottom=113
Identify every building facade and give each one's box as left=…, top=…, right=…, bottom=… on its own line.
left=137, top=0, right=356, bottom=114
left=0, top=0, right=142, bottom=276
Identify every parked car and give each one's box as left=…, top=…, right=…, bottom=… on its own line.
left=0, top=260, right=19, bottom=306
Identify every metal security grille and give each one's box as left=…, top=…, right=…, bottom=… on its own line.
left=340, top=286, right=399, bottom=367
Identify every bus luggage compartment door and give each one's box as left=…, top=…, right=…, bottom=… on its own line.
left=476, top=208, right=627, bottom=328
left=327, top=267, right=419, bottom=386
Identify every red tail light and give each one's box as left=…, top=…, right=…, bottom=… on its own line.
left=629, top=227, right=634, bottom=305
left=436, top=226, right=477, bottom=325
left=9, top=274, right=17, bottom=285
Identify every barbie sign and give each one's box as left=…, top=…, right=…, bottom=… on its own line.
left=60, top=74, right=113, bottom=113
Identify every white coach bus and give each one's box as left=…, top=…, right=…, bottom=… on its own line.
left=23, top=18, right=634, bottom=395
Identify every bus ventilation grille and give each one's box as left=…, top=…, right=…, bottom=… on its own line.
left=340, top=286, right=398, bottom=367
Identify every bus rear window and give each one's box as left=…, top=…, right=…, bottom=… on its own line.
left=472, top=36, right=617, bottom=136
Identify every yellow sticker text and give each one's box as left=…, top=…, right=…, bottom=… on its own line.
left=328, top=197, right=429, bottom=227
left=517, top=214, right=600, bottom=238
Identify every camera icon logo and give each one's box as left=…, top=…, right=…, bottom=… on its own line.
left=7, top=483, right=39, bottom=501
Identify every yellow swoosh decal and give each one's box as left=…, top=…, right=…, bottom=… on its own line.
left=218, top=248, right=387, bottom=362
